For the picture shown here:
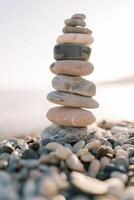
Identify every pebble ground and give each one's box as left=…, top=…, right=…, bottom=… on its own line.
left=0, top=120, right=134, bottom=200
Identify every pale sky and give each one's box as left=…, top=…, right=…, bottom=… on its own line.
left=0, top=0, right=134, bottom=88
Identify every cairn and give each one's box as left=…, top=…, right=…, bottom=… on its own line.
left=42, top=13, right=99, bottom=144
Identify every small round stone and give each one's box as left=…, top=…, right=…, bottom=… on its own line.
left=64, top=18, right=86, bottom=27
left=0, top=160, right=8, bottom=169
left=22, top=149, right=38, bottom=159
left=63, top=26, right=92, bottom=34
left=19, top=159, right=39, bottom=169
left=29, top=142, right=40, bottom=151
left=100, top=157, right=110, bottom=170
left=52, top=195, right=65, bottom=200
left=40, top=152, right=59, bottom=165
left=66, top=154, right=85, bottom=172
left=116, top=149, right=128, bottom=159
left=46, top=142, right=64, bottom=151
left=77, top=148, right=89, bottom=157
left=54, top=147, right=72, bottom=160
left=85, top=140, right=101, bottom=150
left=39, top=177, right=58, bottom=197
left=56, top=33, right=94, bottom=45
left=71, top=13, right=86, bottom=20
left=73, top=140, right=85, bottom=153
left=88, top=159, right=100, bottom=177
left=47, top=91, right=99, bottom=108
left=1, top=145, right=14, bottom=154
left=47, top=107, right=96, bottom=127
left=52, top=75, right=96, bottom=97
left=80, top=152, right=94, bottom=162
left=50, top=60, right=94, bottom=76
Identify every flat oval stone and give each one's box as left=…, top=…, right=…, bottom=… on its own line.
left=73, top=140, right=85, bottom=153
left=63, top=26, right=92, bottom=34
left=54, top=147, right=72, bottom=160
left=47, top=91, right=99, bottom=108
left=71, top=13, right=86, bottom=20
left=50, top=60, right=94, bottom=76
left=47, top=107, right=96, bottom=127
left=88, top=159, right=100, bottom=177
left=46, top=142, right=64, bottom=151
left=66, top=154, right=85, bottom=172
left=71, top=171, right=108, bottom=195
left=77, top=148, right=89, bottom=157
left=52, top=75, right=96, bottom=97
left=56, top=34, right=94, bottom=45
left=54, top=44, right=91, bottom=60
left=64, top=18, right=86, bottom=27
left=80, top=152, right=94, bottom=162
left=85, top=140, right=101, bottom=150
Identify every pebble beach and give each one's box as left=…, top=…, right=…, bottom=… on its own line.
left=0, top=10, right=134, bottom=200
left=0, top=120, right=134, bottom=200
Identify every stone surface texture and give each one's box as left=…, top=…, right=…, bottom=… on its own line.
left=50, top=60, right=94, bottom=76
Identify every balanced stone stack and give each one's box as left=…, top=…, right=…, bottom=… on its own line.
left=42, top=13, right=99, bottom=143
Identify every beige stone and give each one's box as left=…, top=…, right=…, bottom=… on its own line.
left=54, top=147, right=72, bottom=160
left=47, top=107, right=96, bottom=127
left=47, top=91, right=99, bottom=108
left=52, top=75, right=96, bottom=97
left=46, top=142, right=64, bottom=151
left=71, top=172, right=108, bottom=195
left=39, top=177, right=58, bottom=197
left=77, top=148, right=89, bottom=157
left=88, top=159, right=100, bottom=177
left=66, top=154, right=85, bottom=172
left=84, top=140, right=101, bottom=150
left=50, top=60, right=94, bottom=76
left=80, top=152, right=94, bottom=162
left=73, top=140, right=85, bottom=153
left=40, top=152, right=59, bottom=165
left=51, top=195, right=65, bottom=200
left=56, top=33, right=94, bottom=45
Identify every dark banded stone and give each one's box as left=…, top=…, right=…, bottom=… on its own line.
left=54, top=44, right=91, bottom=60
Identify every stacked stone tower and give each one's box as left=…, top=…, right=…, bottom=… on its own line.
left=42, top=13, right=99, bottom=143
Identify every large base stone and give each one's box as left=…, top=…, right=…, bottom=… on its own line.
left=41, top=124, right=98, bottom=144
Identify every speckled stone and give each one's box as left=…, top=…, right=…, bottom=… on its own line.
left=47, top=91, right=99, bottom=108
left=41, top=124, right=96, bottom=144
left=47, top=107, right=96, bottom=127
left=54, top=44, right=91, bottom=60
left=50, top=60, right=94, bottom=76
left=52, top=75, right=96, bottom=97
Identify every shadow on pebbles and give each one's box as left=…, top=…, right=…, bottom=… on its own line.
left=0, top=120, right=134, bottom=200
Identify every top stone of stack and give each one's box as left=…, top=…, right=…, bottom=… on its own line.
left=54, top=13, right=94, bottom=61
left=63, top=13, right=92, bottom=35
